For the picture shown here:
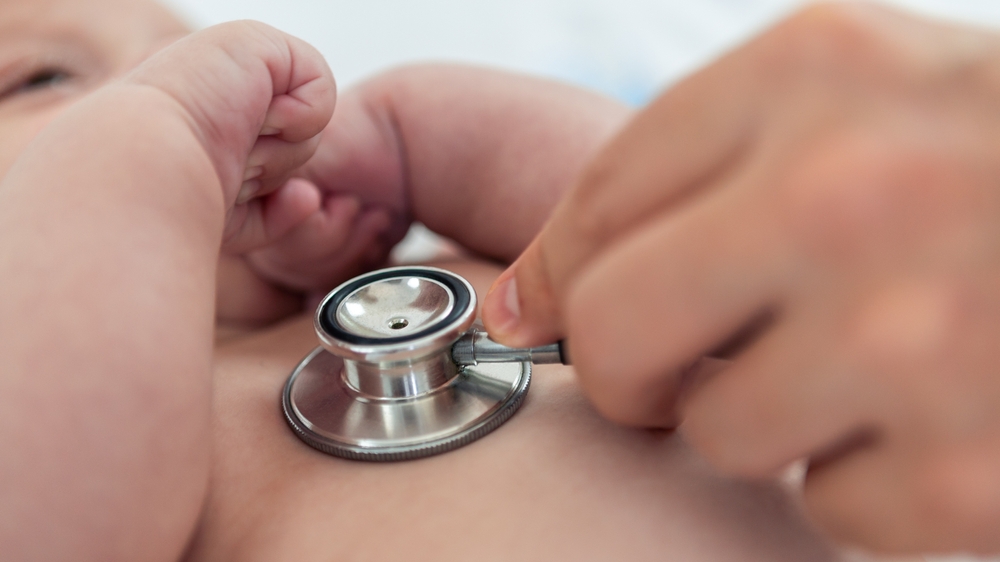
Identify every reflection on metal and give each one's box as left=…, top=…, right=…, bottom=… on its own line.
left=283, top=348, right=529, bottom=461
left=282, top=266, right=539, bottom=462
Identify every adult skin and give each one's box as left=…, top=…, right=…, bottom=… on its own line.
left=482, top=2, right=1000, bottom=555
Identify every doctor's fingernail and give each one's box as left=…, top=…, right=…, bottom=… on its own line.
left=260, top=126, right=280, bottom=136
left=490, top=275, right=521, bottom=334
left=236, top=179, right=261, bottom=205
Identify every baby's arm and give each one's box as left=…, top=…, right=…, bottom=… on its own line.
left=245, top=65, right=631, bottom=295
left=0, top=22, right=333, bottom=561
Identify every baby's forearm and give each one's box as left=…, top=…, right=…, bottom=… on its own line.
left=0, top=85, right=221, bottom=560
left=303, top=65, right=632, bottom=262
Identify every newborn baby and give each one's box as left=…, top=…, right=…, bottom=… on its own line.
left=0, top=0, right=850, bottom=560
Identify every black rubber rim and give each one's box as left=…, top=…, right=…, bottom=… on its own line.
left=318, top=268, right=472, bottom=346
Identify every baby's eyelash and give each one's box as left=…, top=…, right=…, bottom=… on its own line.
left=0, top=66, right=75, bottom=101
left=19, top=69, right=71, bottom=91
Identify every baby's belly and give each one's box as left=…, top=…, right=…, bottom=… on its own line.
left=187, top=263, right=840, bottom=562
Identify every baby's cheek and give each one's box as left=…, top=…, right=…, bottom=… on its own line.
left=0, top=103, right=75, bottom=178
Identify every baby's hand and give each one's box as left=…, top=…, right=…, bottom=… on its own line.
left=124, top=21, right=342, bottom=326
left=126, top=21, right=336, bottom=261
left=211, top=64, right=628, bottom=327
left=215, top=182, right=395, bottom=327
left=229, top=65, right=630, bottom=326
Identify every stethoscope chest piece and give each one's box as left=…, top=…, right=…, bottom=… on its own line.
left=282, top=266, right=532, bottom=461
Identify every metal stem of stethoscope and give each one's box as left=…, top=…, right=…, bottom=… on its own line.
left=451, top=328, right=567, bottom=366
left=282, top=265, right=567, bottom=462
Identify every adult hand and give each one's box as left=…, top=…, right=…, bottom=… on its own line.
left=482, top=3, right=1000, bottom=554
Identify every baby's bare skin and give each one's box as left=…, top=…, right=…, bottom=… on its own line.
left=0, top=1, right=336, bottom=558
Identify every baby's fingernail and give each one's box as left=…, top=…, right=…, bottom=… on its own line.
left=243, top=166, right=263, bottom=181
left=260, top=126, right=280, bottom=136
left=236, top=179, right=261, bottom=205
left=488, top=274, right=521, bottom=335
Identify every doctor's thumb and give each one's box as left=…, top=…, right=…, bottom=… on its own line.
left=482, top=237, right=565, bottom=348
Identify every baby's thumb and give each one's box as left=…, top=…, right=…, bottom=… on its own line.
left=481, top=236, right=565, bottom=348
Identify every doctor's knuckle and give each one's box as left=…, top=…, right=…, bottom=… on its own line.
left=778, top=133, right=949, bottom=255
left=802, top=474, right=902, bottom=549
left=762, top=2, right=909, bottom=87
left=569, top=154, right=626, bottom=246
left=681, top=409, right=753, bottom=475
left=915, top=459, right=1000, bottom=545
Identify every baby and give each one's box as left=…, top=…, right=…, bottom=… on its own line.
left=0, top=0, right=850, bottom=560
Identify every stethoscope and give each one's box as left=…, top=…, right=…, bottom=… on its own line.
left=282, top=266, right=568, bottom=461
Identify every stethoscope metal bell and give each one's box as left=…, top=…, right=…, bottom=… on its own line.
left=282, top=266, right=566, bottom=461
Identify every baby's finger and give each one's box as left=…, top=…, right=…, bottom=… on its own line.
left=257, top=32, right=335, bottom=143
left=803, top=445, right=913, bottom=550
left=261, top=75, right=335, bottom=142
left=223, top=177, right=321, bottom=253
left=238, top=135, right=322, bottom=203
left=250, top=195, right=362, bottom=273
left=127, top=21, right=335, bottom=200
left=248, top=198, right=395, bottom=291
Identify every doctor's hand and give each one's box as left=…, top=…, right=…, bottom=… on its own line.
left=482, top=3, right=1000, bottom=554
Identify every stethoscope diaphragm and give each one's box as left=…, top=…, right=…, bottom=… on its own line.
left=282, top=266, right=563, bottom=462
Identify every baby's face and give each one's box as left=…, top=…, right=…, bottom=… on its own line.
left=0, top=0, right=188, bottom=175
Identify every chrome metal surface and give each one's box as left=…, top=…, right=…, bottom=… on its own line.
left=315, top=267, right=477, bottom=365
left=283, top=348, right=530, bottom=461
left=283, top=265, right=532, bottom=461
left=342, top=352, right=458, bottom=399
left=335, top=276, right=454, bottom=339
left=452, top=328, right=564, bottom=365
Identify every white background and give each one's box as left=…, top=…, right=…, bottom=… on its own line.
left=160, top=0, right=1000, bottom=106
left=157, top=2, right=1000, bottom=559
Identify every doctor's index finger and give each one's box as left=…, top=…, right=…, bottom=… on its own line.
left=480, top=2, right=917, bottom=348
left=480, top=33, right=771, bottom=347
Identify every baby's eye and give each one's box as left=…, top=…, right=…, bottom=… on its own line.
left=0, top=67, right=73, bottom=101
left=15, top=69, right=71, bottom=93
